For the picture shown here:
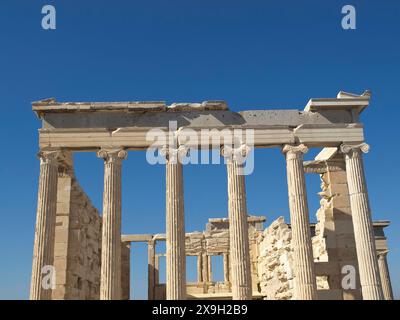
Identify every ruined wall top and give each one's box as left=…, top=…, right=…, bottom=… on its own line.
left=206, top=215, right=266, bottom=232
left=32, top=99, right=228, bottom=114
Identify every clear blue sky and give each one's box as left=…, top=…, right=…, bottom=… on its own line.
left=0, top=1, right=398, bottom=299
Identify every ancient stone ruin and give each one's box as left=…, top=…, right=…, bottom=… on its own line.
left=30, top=91, right=393, bottom=300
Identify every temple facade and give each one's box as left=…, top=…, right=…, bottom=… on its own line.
left=30, top=90, right=393, bottom=300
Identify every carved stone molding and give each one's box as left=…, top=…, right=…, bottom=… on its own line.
left=37, top=149, right=75, bottom=177
left=282, top=144, right=308, bottom=155
left=37, top=150, right=63, bottom=164
left=340, top=142, right=370, bottom=154
left=377, top=250, right=389, bottom=258
left=220, top=144, right=251, bottom=164
left=159, top=145, right=189, bottom=163
left=97, top=148, right=128, bottom=163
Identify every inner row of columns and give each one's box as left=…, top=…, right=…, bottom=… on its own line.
left=30, top=143, right=384, bottom=300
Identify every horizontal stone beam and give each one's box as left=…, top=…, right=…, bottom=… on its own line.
left=305, top=97, right=369, bottom=113
left=122, top=232, right=218, bottom=244
left=37, top=109, right=354, bottom=130
left=303, top=160, right=345, bottom=174
left=38, top=124, right=364, bottom=150
left=121, top=234, right=153, bottom=242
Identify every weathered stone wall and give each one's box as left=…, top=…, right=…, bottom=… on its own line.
left=153, top=216, right=265, bottom=299
left=248, top=223, right=261, bottom=293
left=257, top=216, right=331, bottom=300
left=309, top=154, right=361, bottom=299
left=257, top=217, right=294, bottom=300
left=257, top=154, right=363, bottom=300
left=52, top=161, right=102, bottom=300
left=121, top=242, right=131, bottom=300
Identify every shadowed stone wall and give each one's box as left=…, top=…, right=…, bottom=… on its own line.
left=311, top=154, right=361, bottom=299
left=121, top=242, right=131, bottom=300
left=52, top=156, right=102, bottom=300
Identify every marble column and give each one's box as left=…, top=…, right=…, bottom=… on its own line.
left=282, top=144, right=317, bottom=300
left=197, top=253, right=203, bottom=283
left=340, top=143, right=383, bottom=300
left=97, top=148, right=127, bottom=300
left=155, top=254, right=160, bottom=285
left=148, top=240, right=156, bottom=300
left=30, top=150, right=61, bottom=300
left=222, top=144, right=252, bottom=300
left=201, top=252, right=209, bottom=284
left=223, top=253, right=230, bottom=284
left=207, top=255, right=212, bottom=282
left=377, top=251, right=393, bottom=300
left=162, top=146, right=187, bottom=300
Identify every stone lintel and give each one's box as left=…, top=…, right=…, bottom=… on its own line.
left=373, top=221, right=390, bottom=252
left=121, top=234, right=154, bottom=242
left=315, top=147, right=338, bottom=161
left=121, top=232, right=204, bottom=243
left=304, top=97, right=369, bottom=113
left=38, top=124, right=364, bottom=151
left=208, top=216, right=266, bottom=224
left=373, top=220, right=390, bottom=228
left=303, top=160, right=345, bottom=174
left=304, top=90, right=371, bottom=113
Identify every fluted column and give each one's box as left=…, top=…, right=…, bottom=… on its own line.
left=148, top=240, right=156, bottom=300
left=201, top=252, right=209, bottom=284
left=97, top=148, right=127, bottom=300
left=377, top=251, right=393, bottom=300
left=282, top=144, right=317, bottom=300
left=207, top=255, right=212, bottom=282
left=222, top=144, right=252, bottom=300
left=162, top=145, right=186, bottom=300
left=30, top=150, right=61, bottom=300
left=340, top=143, right=383, bottom=300
left=197, top=253, right=203, bottom=283
left=223, top=253, right=230, bottom=284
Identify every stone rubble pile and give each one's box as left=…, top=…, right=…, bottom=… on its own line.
left=257, top=216, right=294, bottom=300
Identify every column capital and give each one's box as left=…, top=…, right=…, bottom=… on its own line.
left=377, top=250, right=389, bottom=258
left=97, top=148, right=127, bottom=163
left=37, top=149, right=63, bottom=164
left=220, top=144, right=251, bottom=163
left=282, top=144, right=308, bottom=157
left=340, top=142, right=370, bottom=154
left=159, top=145, right=189, bottom=163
